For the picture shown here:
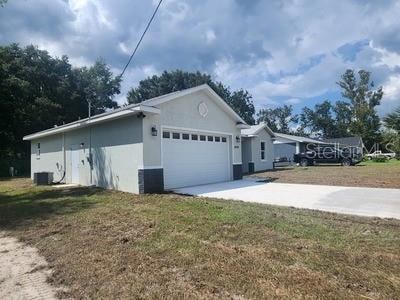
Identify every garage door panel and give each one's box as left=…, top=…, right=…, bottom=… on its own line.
left=163, top=132, right=230, bottom=189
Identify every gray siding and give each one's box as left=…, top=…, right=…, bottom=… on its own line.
left=31, top=116, right=143, bottom=193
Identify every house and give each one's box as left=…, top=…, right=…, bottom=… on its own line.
left=241, top=123, right=275, bottom=173
left=273, top=133, right=323, bottom=162
left=323, top=136, right=364, bottom=154
left=23, top=84, right=249, bottom=194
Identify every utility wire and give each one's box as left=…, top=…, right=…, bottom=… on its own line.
left=119, top=0, right=163, bottom=78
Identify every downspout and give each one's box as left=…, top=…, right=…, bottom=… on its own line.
left=89, top=101, right=93, bottom=185
left=63, top=133, right=66, bottom=183
left=53, top=133, right=66, bottom=184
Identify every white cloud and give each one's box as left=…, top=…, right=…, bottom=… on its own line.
left=383, top=74, right=400, bottom=103
left=205, top=29, right=216, bottom=44
left=112, top=64, right=160, bottom=106
left=285, top=98, right=301, bottom=105
left=1, top=0, right=400, bottom=114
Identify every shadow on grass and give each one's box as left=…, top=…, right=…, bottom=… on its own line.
left=0, top=186, right=102, bottom=229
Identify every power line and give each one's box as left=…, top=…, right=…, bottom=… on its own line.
left=119, top=0, right=163, bottom=78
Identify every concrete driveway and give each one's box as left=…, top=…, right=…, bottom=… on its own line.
left=174, top=179, right=400, bottom=219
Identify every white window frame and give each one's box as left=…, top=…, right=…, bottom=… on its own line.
left=36, top=143, right=41, bottom=159
left=260, top=141, right=266, bottom=161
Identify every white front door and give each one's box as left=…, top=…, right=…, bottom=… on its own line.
left=162, top=130, right=231, bottom=189
left=70, top=147, right=80, bottom=184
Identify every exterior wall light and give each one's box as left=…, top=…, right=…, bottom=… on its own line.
left=236, top=136, right=241, bottom=143
left=80, top=142, right=84, bottom=148
left=151, top=126, right=158, bottom=136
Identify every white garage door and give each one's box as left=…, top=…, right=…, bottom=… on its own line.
left=162, top=130, right=231, bottom=189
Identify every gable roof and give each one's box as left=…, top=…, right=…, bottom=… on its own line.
left=241, top=122, right=275, bottom=137
left=23, top=84, right=248, bottom=141
left=273, top=132, right=323, bottom=144
left=23, top=104, right=160, bottom=141
left=140, top=84, right=248, bottom=126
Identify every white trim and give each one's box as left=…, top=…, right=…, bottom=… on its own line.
left=236, top=123, right=250, bottom=129
left=241, top=122, right=275, bottom=137
left=296, top=142, right=300, bottom=154
left=23, top=105, right=160, bottom=141
left=138, top=165, right=163, bottom=170
left=273, top=132, right=323, bottom=144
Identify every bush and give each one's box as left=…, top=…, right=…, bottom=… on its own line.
left=0, top=158, right=30, bottom=177
left=372, top=155, right=388, bottom=163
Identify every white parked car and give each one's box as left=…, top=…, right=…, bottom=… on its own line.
left=365, top=150, right=396, bottom=159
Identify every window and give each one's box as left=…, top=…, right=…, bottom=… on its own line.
left=36, top=143, right=40, bottom=159
left=191, top=134, right=198, bottom=141
left=172, top=132, right=180, bottom=139
left=162, top=131, right=170, bottom=139
left=200, top=135, right=206, bottom=141
left=207, top=136, right=213, bottom=142
left=182, top=133, right=190, bottom=140
left=215, top=136, right=220, bottom=142
left=261, top=141, right=265, bottom=160
left=222, top=137, right=227, bottom=143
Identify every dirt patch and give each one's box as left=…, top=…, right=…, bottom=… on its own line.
left=0, top=231, right=62, bottom=299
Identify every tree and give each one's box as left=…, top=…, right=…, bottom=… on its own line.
left=127, top=70, right=255, bottom=124
left=383, top=106, right=400, bottom=132
left=337, top=69, right=383, bottom=148
left=74, top=60, right=121, bottom=116
left=0, top=44, right=121, bottom=160
left=381, top=130, right=400, bottom=158
left=297, top=69, right=382, bottom=144
left=297, top=100, right=352, bottom=138
left=257, top=105, right=297, bottom=134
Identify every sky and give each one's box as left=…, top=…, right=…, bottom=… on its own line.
left=1, top=0, right=400, bottom=116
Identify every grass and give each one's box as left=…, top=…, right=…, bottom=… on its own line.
left=254, top=159, right=400, bottom=188
left=1, top=178, right=400, bottom=299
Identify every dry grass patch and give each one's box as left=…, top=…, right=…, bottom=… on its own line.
left=1, top=178, right=400, bottom=299
left=254, top=160, right=400, bottom=188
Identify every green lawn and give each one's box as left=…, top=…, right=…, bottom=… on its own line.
left=254, top=159, right=400, bottom=188
left=360, top=158, right=400, bottom=166
left=1, top=178, right=400, bottom=299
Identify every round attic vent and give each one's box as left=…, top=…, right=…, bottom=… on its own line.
left=198, top=102, right=208, bottom=118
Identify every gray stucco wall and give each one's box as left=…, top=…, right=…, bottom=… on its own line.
left=30, top=89, right=244, bottom=193
left=158, top=90, right=242, bottom=166
left=250, top=129, right=274, bottom=171
left=273, top=142, right=296, bottom=161
left=30, top=135, right=64, bottom=182
left=241, top=137, right=252, bottom=173
left=143, top=90, right=242, bottom=180
left=31, top=116, right=143, bottom=193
